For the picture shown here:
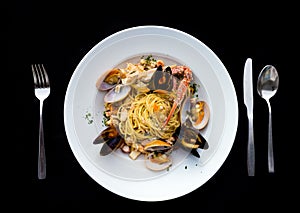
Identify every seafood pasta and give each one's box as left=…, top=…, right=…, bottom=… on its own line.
left=93, top=55, right=210, bottom=171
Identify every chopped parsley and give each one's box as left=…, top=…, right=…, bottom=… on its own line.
left=102, top=111, right=109, bottom=126
left=141, top=55, right=157, bottom=68
left=142, top=54, right=156, bottom=62
left=84, top=112, right=93, bottom=124
left=190, top=83, right=200, bottom=95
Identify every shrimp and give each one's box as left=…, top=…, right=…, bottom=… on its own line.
left=162, top=66, right=193, bottom=129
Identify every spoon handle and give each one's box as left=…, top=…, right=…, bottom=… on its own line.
left=268, top=103, right=274, bottom=173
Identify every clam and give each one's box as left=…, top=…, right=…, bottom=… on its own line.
left=180, top=96, right=191, bottom=124
left=142, top=139, right=173, bottom=171
left=96, top=69, right=122, bottom=91
left=189, top=100, right=210, bottom=130
left=180, top=97, right=210, bottom=130
left=104, top=84, right=131, bottom=103
left=144, top=153, right=172, bottom=171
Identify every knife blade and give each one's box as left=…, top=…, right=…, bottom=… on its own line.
left=243, top=58, right=255, bottom=176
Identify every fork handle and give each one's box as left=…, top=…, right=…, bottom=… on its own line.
left=38, top=101, right=46, bottom=179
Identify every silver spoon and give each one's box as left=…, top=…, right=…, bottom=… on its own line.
left=257, top=65, right=279, bottom=173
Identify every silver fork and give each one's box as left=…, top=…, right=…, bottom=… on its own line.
left=32, top=64, right=50, bottom=179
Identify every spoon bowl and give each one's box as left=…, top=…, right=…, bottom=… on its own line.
left=257, top=65, right=279, bottom=100
left=257, top=65, right=279, bottom=173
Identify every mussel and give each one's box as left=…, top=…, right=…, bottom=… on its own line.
left=93, top=125, right=124, bottom=156
left=175, top=119, right=209, bottom=158
left=148, top=65, right=175, bottom=91
left=143, top=140, right=172, bottom=152
left=99, top=135, right=124, bottom=156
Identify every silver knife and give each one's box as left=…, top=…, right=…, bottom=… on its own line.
left=243, top=58, right=255, bottom=176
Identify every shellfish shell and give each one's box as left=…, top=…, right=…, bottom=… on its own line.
left=104, top=85, right=131, bottom=103
left=96, top=69, right=122, bottom=91
left=143, top=140, right=172, bottom=152
left=181, top=98, right=210, bottom=130
left=144, top=153, right=172, bottom=171
left=190, top=100, right=210, bottom=130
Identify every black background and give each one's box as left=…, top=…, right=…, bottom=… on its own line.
left=7, top=0, right=297, bottom=211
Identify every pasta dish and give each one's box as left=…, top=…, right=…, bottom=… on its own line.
left=93, top=55, right=210, bottom=171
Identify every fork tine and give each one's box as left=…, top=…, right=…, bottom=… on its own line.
left=40, top=64, right=50, bottom=87
left=34, top=64, right=43, bottom=88
left=31, top=64, right=38, bottom=88
left=32, top=64, right=50, bottom=88
left=37, top=64, right=45, bottom=88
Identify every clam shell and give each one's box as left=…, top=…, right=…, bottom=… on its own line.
left=144, top=153, right=172, bottom=171
left=190, top=100, right=210, bottom=130
left=96, top=69, right=121, bottom=91
left=180, top=97, right=191, bottom=124
left=97, top=81, right=116, bottom=91
left=104, top=85, right=131, bottom=103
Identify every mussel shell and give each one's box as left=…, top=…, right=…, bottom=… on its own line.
left=156, top=65, right=163, bottom=72
left=177, top=121, right=209, bottom=151
left=148, top=66, right=175, bottom=91
left=197, top=132, right=209, bottom=150
left=100, top=135, right=124, bottom=156
left=144, top=140, right=172, bottom=152
left=93, top=133, right=107, bottom=144
left=93, top=125, right=118, bottom=144
left=191, top=149, right=200, bottom=158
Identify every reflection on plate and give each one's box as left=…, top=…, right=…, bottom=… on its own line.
left=64, top=25, right=238, bottom=201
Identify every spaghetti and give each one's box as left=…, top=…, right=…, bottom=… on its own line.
left=117, top=92, right=181, bottom=143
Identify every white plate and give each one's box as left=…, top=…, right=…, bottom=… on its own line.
left=64, top=25, right=238, bottom=201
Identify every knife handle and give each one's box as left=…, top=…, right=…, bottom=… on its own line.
left=247, top=116, right=255, bottom=176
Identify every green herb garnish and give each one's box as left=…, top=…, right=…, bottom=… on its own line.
left=85, top=112, right=93, bottom=124
left=141, top=55, right=156, bottom=67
